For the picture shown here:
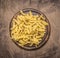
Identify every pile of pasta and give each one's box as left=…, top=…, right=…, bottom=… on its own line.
left=10, top=11, right=48, bottom=47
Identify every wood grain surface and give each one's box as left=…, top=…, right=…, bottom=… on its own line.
left=0, top=0, right=60, bottom=58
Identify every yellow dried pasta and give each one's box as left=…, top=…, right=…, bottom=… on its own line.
left=10, top=11, right=48, bottom=47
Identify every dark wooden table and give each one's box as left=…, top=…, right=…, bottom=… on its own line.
left=0, top=0, right=60, bottom=58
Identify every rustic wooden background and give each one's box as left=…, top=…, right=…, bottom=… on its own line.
left=0, top=0, right=60, bottom=58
